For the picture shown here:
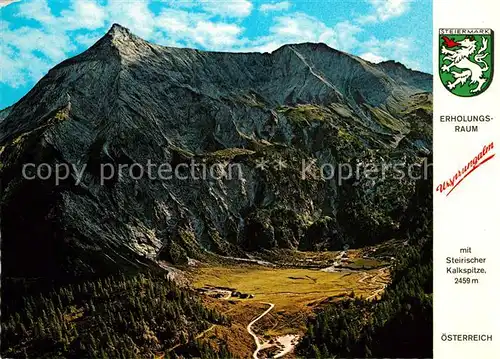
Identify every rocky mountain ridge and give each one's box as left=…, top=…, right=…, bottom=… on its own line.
left=0, top=24, right=432, bottom=280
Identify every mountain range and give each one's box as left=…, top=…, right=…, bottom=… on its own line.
left=0, top=24, right=432, bottom=281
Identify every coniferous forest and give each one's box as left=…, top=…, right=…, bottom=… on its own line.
left=1, top=272, right=233, bottom=358
left=298, top=239, right=432, bottom=358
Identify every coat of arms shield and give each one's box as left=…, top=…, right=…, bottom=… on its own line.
left=439, top=28, right=494, bottom=97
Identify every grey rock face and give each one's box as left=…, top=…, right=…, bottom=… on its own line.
left=0, top=24, right=432, bottom=279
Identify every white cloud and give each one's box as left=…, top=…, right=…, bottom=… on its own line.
left=155, top=8, right=243, bottom=49
left=0, top=42, right=50, bottom=87
left=200, top=0, right=253, bottom=18
left=61, top=0, right=107, bottom=30
left=357, top=36, right=423, bottom=70
left=17, top=0, right=106, bottom=30
left=156, top=9, right=191, bottom=33
left=106, top=0, right=155, bottom=38
left=1, top=0, right=96, bottom=88
left=334, top=21, right=363, bottom=51
left=359, top=52, right=387, bottom=63
left=241, top=13, right=361, bottom=53
left=162, top=0, right=197, bottom=8
left=269, top=13, right=336, bottom=44
left=74, top=32, right=102, bottom=47
left=1, top=25, right=76, bottom=62
left=0, top=0, right=21, bottom=8
left=373, top=0, right=412, bottom=21
left=192, top=21, right=242, bottom=47
left=17, top=0, right=57, bottom=25
left=359, top=0, right=413, bottom=23
left=259, top=1, right=290, bottom=13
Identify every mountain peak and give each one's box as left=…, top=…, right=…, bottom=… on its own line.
left=107, top=23, right=131, bottom=36
left=104, top=23, right=136, bottom=46
left=81, top=23, right=147, bottom=61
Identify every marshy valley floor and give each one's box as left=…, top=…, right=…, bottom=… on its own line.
left=173, top=244, right=395, bottom=358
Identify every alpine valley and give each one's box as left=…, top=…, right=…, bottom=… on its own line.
left=1, top=24, right=433, bottom=359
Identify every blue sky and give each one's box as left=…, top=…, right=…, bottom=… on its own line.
left=0, top=0, right=432, bottom=109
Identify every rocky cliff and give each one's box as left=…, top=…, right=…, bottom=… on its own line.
left=0, top=24, right=432, bottom=279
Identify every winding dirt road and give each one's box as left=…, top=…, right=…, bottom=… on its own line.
left=247, top=302, right=275, bottom=359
